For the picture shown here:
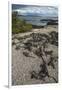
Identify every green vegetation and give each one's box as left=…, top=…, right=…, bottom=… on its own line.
left=12, top=12, right=32, bottom=34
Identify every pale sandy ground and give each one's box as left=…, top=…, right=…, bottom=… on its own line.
left=12, top=25, right=58, bottom=85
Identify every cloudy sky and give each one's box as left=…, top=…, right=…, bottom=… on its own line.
left=12, top=4, right=58, bottom=17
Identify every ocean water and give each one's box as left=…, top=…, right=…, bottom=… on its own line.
left=18, top=15, right=58, bottom=26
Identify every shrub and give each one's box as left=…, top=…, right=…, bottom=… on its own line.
left=12, top=12, right=32, bottom=34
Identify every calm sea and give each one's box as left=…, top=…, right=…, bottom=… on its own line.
left=18, top=15, right=58, bottom=26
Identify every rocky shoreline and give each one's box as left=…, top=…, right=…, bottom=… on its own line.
left=12, top=26, right=58, bottom=85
